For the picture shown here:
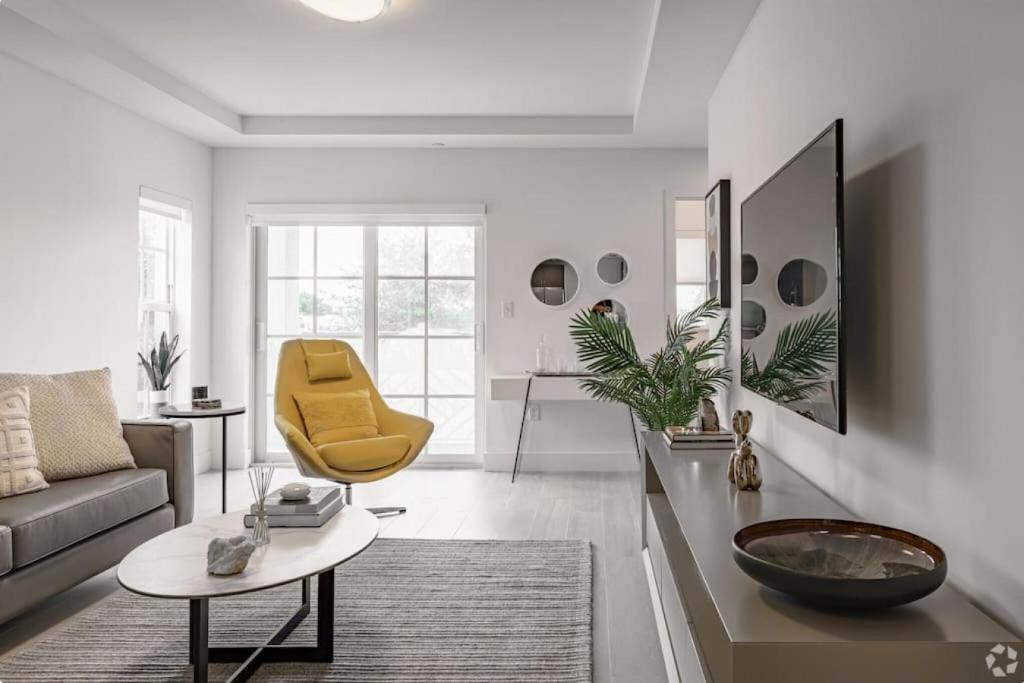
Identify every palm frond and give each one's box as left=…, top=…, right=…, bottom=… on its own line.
left=741, top=310, right=838, bottom=404
left=571, top=299, right=731, bottom=430
left=569, top=310, right=639, bottom=373
left=765, top=310, right=837, bottom=378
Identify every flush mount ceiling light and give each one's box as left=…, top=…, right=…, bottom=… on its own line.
left=298, top=0, right=389, bottom=22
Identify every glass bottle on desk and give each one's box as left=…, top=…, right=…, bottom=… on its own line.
left=536, top=335, right=552, bottom=372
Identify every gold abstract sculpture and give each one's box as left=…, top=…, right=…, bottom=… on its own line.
left=728, top=410, right=762, bottom=491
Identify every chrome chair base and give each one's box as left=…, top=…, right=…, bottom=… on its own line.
left=342, top=484, right=406, bottom=517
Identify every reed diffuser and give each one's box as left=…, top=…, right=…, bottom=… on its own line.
left=248, top=465, right=275, bottom=546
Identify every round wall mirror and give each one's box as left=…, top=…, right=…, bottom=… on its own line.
left=530, top=258, right=580, bottom=306
left=591, top=299, right=628, bottom=326
left=596, top=253, right=629, bottom=286
left=777, top=258, right=828, bottom=307
left=741, top=301, right=767, bottom=340
left=742, top=253, right=759, bottom=285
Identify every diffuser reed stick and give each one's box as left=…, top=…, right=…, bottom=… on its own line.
left=248, top=465, right=275, bottom=546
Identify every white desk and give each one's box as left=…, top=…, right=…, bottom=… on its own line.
left=490, top=373, right=591, bottom=401
left=490, top=372, right=640, bottom=481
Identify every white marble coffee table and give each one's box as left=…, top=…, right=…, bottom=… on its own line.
left=118, top=506, right=379, bottom=683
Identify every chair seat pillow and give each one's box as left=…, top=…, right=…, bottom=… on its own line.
left=293, top=390, right=380, bottom=447
left=305, top=350, right=353, bottom=381
left=0, top=387, right=49, bottom=499
left=0, top=369, right=135, bottom=481
left=316, top=435, right=411, bottom=472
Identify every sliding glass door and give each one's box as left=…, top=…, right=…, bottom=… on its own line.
left=254, top=222, right=483, bottom=465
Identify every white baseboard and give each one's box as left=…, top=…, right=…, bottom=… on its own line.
left=194, top=450, right=212, bottom=474
left=484, top=450, right=639, bottom=472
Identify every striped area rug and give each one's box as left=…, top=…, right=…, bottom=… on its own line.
left=0, top=539, right=591, bottom=682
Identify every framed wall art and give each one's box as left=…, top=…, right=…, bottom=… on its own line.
left=705, top=179, right=731, bottom=307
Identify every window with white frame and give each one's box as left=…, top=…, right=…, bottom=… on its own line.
left=675, top=198, right=707, bottom=318
left=137, top=190, right=192, bottom=414
left=253, top=216, right=484, bottom=465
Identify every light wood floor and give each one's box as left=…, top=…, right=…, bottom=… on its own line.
left=0, top=466, right=667, bottom=683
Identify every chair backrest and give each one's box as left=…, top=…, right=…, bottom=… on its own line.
left=274, top=339, right=388, bottom=438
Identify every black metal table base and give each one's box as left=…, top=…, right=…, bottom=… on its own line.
left=189, top=570, right=335, bottom=683
left=220, top=415, right=227, bottom=514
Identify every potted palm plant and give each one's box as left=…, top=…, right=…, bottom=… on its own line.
left=569, top=299, right=731, bottom=431
left=138, top=332, right=186, bottom=417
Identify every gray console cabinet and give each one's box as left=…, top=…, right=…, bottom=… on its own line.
left=641, top=431, right=1020, bottom=683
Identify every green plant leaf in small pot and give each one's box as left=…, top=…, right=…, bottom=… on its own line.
left=138, top=332, right=186, bottom=391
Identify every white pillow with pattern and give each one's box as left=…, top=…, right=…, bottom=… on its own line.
left=0, top=387, right=49, bottom=498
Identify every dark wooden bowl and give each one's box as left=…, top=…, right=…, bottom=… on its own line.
left=732, top=519, right=947, bottom=609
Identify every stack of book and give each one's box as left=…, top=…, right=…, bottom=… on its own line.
left=244, top=486, right=344, bottom=528
left=663, top=426, right=735, bottom=451
left=192, top=398, right=222, bottom=409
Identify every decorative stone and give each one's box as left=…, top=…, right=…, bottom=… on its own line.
left=280, top=482, right=311, bottom=501
left=700, top=398, right=721, bottom=432
left=207, top=536, right=256, bottom=575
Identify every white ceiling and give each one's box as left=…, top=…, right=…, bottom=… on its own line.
left=0, top=0, right=760, bottom=148
left=66, top=0, right=652, bottom=117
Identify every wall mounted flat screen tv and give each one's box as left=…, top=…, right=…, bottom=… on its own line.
left=740, top=119, right=845, bottom=433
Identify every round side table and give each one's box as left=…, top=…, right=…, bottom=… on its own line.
left=159, top=404, right=246, bottom=514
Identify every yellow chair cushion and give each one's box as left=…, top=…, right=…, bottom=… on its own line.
left=316, top=435, right=411, bottom=472
left=304, top=351, right=352, bottom=381
left=293, top=390, right=379, bottom=447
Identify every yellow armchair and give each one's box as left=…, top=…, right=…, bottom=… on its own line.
left=274, top=338, right=433, bottom=514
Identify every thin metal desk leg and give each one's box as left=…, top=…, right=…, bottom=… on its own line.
left=628, top=408, right=641, bottom=460
left=511, top=374, right=534, bottom=483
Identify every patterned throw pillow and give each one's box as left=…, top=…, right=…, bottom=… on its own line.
left=0, top=387, right=49, bottom=498
left=0, top=369, right=135, bottom=481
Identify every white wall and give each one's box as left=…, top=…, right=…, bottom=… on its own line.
left=212, top=148, right=706, bottom=470
left=0, top=54, right=215, bottom=470
left=709, top=0, right=1024, bottom=633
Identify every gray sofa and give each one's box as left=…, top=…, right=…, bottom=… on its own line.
left=0, top=419, right=194, bottom=624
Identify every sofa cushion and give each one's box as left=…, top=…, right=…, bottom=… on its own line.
left=0, top=525, right=11, bottom=577
left=0, top=469, right=167, bottom=569
left=0, top=368, right=136, bottom=481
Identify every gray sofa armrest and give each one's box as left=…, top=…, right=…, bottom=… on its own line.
left=121, top=420, right=194, bottom=526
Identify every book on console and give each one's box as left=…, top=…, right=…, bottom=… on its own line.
left=663, top=426, right=734, bottom=443
left=252, top=485, right=341, bottom=515
left=244, top=496, right=344, bottom=528
left=663, top=434, right=734, bottom=451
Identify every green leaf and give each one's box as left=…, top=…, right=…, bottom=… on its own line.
left=741, top=310, right=838, bottom=403
left=139, top=332, right=187, bottom=391
left=570, top=299, right=731, bottom=431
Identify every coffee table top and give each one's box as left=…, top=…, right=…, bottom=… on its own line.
left=117, top=506, right=379, bottom=599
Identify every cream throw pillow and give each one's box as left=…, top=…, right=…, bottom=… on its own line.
left=0, top=369, right=135, bottom=481
left=0, top=387, right=49, bottom=498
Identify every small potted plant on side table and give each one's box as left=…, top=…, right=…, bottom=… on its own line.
left=138, top=332, right=186, bottom=418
